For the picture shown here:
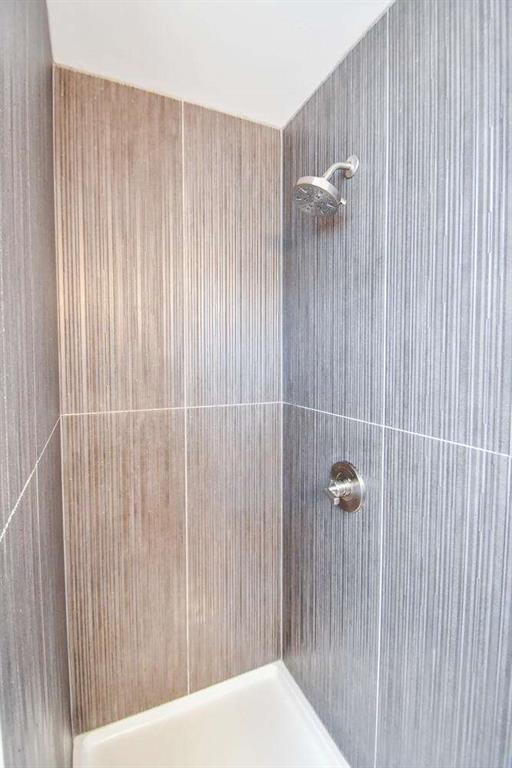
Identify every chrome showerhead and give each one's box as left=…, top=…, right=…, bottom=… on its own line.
left=293, top=156, right=359, bottom=216
left=293, top=176, right=344, bottom=216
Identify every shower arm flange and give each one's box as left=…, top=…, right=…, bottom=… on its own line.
left=322, top=156, right=359, bottom=181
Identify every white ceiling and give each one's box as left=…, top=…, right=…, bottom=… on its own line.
left=46, top=0, right=392, bottom=128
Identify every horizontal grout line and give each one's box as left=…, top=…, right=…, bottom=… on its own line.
left=186, top=401, right=280, bottom=410
left=61, top=401, right=508, bottom=458
left=380, top=424, right=510, bottom=459
left=284, top=403, right=510, bottom=459
left=0, top=418, right=61, bottom=546
left=62, top=402, right=281, bottom=417
left=62, top=406, right=185, bottom=417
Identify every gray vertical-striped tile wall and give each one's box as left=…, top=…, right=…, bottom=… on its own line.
left=55, top=69, right=281, bottom=732
left=283, top=405, right=382, bottom=767
left=283, top=1, right=512, bottom=767
left=283, top=19, right=387, bottom=424
left=0, top=1, right=72, bottom=766
left=378, top=432, right=512, bottom=768
left=386, top=0, right=512, bottom=454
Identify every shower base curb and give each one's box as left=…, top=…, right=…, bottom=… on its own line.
left=73, top=661, right=349, bottom=768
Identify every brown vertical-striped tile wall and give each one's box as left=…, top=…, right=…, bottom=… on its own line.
left=187, top=404, right=281, bottom=691
left=55, top=68, right=281, bottom=732
left=55, top=70, right=184, bottom=414
left=183, top=103, right=281, bottom=406
left=63, top=411, right=188, bottom=733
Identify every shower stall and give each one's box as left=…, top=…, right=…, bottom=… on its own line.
left=1, top=1, right=511, bottom=767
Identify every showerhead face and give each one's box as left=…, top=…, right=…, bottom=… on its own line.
left=293, top=176, right=344, bottom=216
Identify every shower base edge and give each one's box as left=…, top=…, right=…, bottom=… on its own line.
left=73, top=661, right=349, bottom=768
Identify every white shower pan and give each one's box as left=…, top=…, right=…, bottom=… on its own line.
left=74, top=661, right=349, bottom=768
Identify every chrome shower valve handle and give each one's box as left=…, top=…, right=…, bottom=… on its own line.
left=323, top=461, right=365, bottom=512
left=324, top=478, right=353, bottom=506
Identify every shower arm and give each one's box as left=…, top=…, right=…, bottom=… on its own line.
left=323, top=156, right=359, bottom=181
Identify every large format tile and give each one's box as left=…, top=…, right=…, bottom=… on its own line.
left=28, top=5, right=60, bottom=453
left=283, top=18, right=387, bottom=422
left=36, top=425, right=72, bottom=766
left=0, top=0, right=38, bottom=524
left=0, top=2, right=71, bottom=765
left=187, top=404, right=281, bottom=690
left=55, top=69, right=184, bottom=414
left=376, top=430, right=512, bottom=768
left=0, top=430, right=71, bottom=768
left=62, top=410, right=187, bottom=732
left=385, top=0, right=512, bottom=452
left=283, top=405, right=382, bottom=768
left=0, top=472, right=61, bottom=768
left=184, top=105, right=280, bottom=406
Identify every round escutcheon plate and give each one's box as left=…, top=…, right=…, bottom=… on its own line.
left=330, top=461, right=366, bottom=512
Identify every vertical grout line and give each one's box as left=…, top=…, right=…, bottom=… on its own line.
left=504, top=457, right=512, bottom=724
left=53, top=66, right=65, bottom=419
left=374, top=422, right=385, bottom=768
left=279, top=127, right=284, bottom=660
left=373, top=12, right=390, bottom=768
left=0, top=700, right=3, bottom=768
left=33, top=460, right=50, bottom=732
left=59, top=413, right=76, bottom=734
left=184, top=406, right=190, bottom=694
left=26, top=8, right=39, bottom=462
left=53, top=66, right=76, bottom=735
left=0, top=139, right=8, bottom=515
left=181, top=99, right=191, bottom=695
left=280, top=401, right=284, bottom=660
left=467, top=31, right=481, bottom=452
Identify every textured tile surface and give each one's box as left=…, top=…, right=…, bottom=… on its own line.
left=36, top=426, right=73, bottom=767
left=1, top=0, right=37, bottom=522
left=29, top=15, right=60, bottom=454
left=283, top=19, right=387, bottom=422
left=0, top=3, right=70, bottom=764
left=385, top=0, right=512, bottom=452
left=376, top=431, right=512, bottom=768
left=0, top=430, right=71, bottom=768
left=0, top=476, right=45, bottom=768
left=282, top=1, right=512, bottom=767
left=184, top=104, right=280, bottom=406
left=55, top=68, right=184, bottom=414
left=188, top=404, right=281, bottom=690
left=63, top=410, right=187, bottom=732
left=1, top=0, right=59, bottom=521
left=283, top=405, right=382, bottom=768
left=56, top=72, right=283, bottom=734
